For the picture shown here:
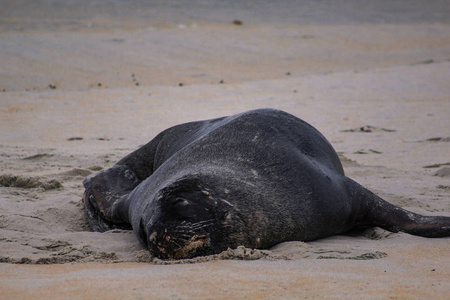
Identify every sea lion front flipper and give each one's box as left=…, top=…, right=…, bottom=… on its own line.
left=347, top=179, right=450, bottom=238
left=115, top=132, right=165, bottom=180
left=83, top=165, right=141, bottom=232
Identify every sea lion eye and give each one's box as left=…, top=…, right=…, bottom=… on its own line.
left=222, top=212, right=232, bottom=222
left=173, top=197, right=189, bottom=206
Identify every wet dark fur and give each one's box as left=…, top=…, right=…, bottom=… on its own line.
left=83, top=109, right=450, bottom=259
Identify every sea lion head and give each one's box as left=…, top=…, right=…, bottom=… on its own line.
left=140, top=177, right=241, bottom=259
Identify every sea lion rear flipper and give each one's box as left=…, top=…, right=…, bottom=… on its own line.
left=83, top=165, right=141, bottom=232
left=348, top=179, right=450, bottom=238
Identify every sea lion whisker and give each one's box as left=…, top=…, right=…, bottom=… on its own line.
left=192, top=219, right=215, bottom=225
left=170, top=239, right=183, bottom=249
left=172, top=238, right=190, bottom=244
left=170, top=233, right=194, bottom=239
left=189, top=224, right=213, bottom=231
left=170, top=227, right=190, bottom=231
left=189, top=220, right=215, bottom=228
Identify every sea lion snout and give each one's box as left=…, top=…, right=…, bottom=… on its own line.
left=147, top=225, right=211, bottom=259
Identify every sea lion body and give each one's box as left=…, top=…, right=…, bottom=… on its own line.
left=83, top=109, right=450, bottom=259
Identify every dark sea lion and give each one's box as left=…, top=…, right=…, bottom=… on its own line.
left=82, top=108, right=450, bottom=259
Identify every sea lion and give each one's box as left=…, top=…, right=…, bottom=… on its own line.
left=83, top=108, right=450, bottom=259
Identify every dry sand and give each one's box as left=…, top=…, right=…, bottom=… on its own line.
left=1, top=1, right=450, bottom=299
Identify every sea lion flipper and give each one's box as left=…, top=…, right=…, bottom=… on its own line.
left=349, top=179, right=450, bottom=238
left=115, top=132, right=165, bottom=180
left=83, top=165, right=141, bottom=232
left=367, top=200, right=450, bottom=238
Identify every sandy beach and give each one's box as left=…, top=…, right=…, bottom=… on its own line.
left=1, top=1, right=450, bottom=299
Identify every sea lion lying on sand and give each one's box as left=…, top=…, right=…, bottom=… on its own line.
left=83, top=108, right=450, bottom=259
